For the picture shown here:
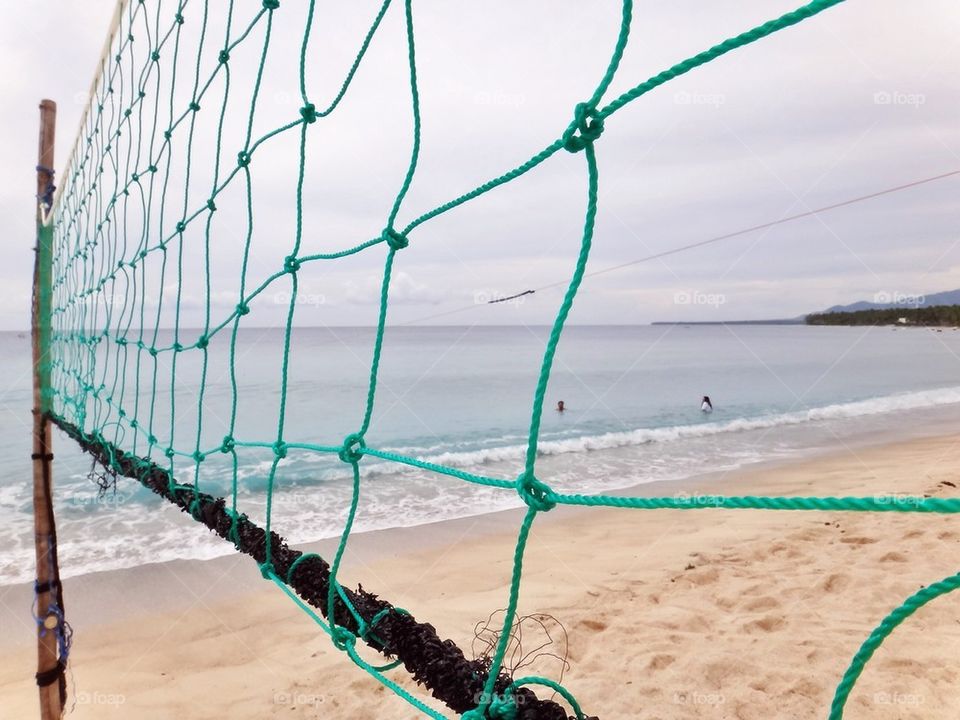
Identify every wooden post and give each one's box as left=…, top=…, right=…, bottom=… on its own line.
left=33, top=98, right=65, bottom=720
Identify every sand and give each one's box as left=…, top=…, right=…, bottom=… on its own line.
left=2, top=433, right=959, bottom=719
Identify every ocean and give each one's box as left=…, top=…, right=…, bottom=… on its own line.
left=2, top=323, right=960, bottom=585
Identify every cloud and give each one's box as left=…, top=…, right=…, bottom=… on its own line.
left=2, top=0, right=959, bottom=330
left=345, top=271, right=443, bottom=306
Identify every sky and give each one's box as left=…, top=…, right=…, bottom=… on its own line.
left=1, top=0, right=958, bottom=330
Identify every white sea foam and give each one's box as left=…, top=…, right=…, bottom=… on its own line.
left=3, top=385, right=960, bottom=586
left=412, top=386, right=960, bottom=470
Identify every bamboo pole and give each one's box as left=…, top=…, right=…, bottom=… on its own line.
left=33, top=98, right=65, bottom=720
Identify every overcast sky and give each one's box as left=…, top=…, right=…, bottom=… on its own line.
left=2, top=0, right=958, bottom=330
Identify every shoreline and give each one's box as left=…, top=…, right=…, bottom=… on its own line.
left=2, top=431, right=960, bottom=718
left=6, top=375, right=960, bottom=590
left=2, top=420, right=958, bottom=646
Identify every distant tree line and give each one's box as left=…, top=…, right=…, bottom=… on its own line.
left=806, top=305, right=960, bottom=326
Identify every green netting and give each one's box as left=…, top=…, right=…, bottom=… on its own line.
left=43, top=0, right=960, bottom=718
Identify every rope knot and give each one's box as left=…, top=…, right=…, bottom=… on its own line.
left=338, top=433, right=366, bottom=464
left=164, top=447, right=175, bottom=459
left=382, top=227, right=409, bottom=251
left=220, top=435, right=235, bottom=453
left=148, top=164, right=157, bottom=173
left=147, top=435, right=158, bottom=445
left=148, top=346, right=158, bottom=357
left=196, top=335, right=209, bottom=349
left=235, top=302, right=250, bottom=316
left=283, top=255, right=301, bottom=273
left=331, top=626, right=356, bottom=651
left=189, top=101, right=201, bottom=112
left=163, top=129, right=172, bottom=140
left=237, top=150, right=251, bottom=167
left=174, top=12, right=184, bottom=24
left=360, top=606, right=410, bottom=643
left=262, top=0, right=280, bottom=9
left=273, top=441, right=288, bottom=459
left=151, top=51, right=160, bottom=62
left=300, top=103, right=317, bottom=124
left=192, top=450, right=205, bottom=463
left=218, top=50, right=230, bottom=64
left=516, top=472, right=556, bottom=512
left=259, top=562, right=274, bottom=579
left=562, top=102, right=604, bottom=153
left=175, top=220, right=186, bottom=233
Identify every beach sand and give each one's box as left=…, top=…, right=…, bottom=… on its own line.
left=2, top=433, right=959, bottom=719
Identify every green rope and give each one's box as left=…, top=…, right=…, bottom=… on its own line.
left=598, top=0, right=847, bottom=119
left=829, top=572, right=960, bottom=719
left=45, top=0, right=960, bottom=717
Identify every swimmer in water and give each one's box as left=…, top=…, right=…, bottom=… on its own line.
left=701, top=395, right=713, bottom=413
left=556, top=400, right=565, bottom=412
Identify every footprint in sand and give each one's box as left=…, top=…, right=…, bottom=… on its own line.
left=902, top=529, right=925, bottom=540
left=768, top=541, right=791, bottom=555
left=788, top=527, right=827, bottom=543
left=789, top=678, right=821, bottom=698
left=647, top=653, right=675, bottom=670
left=742, top=596, right=781, bottom=612
left=578, top=619, right=607, bottom=632
left=937, top=530, right=957, bottom=541
left=714, top=595, right=738, bottom=611
left=822, top=573, right=850, bottom=593
left=743, top=615, right=787, bottom=633
left=879, top=551, right=908, bottom=563
left=686, top=567, right=720, bottom=586
left=839, top=536, right=878, bottom=546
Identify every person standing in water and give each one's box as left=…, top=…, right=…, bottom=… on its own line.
left=701, top=395, right=713, bottom=413
left=556, top=400, right=565, bottom=412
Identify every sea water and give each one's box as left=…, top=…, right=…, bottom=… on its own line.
left=2, top=323, right=959, bottom=584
